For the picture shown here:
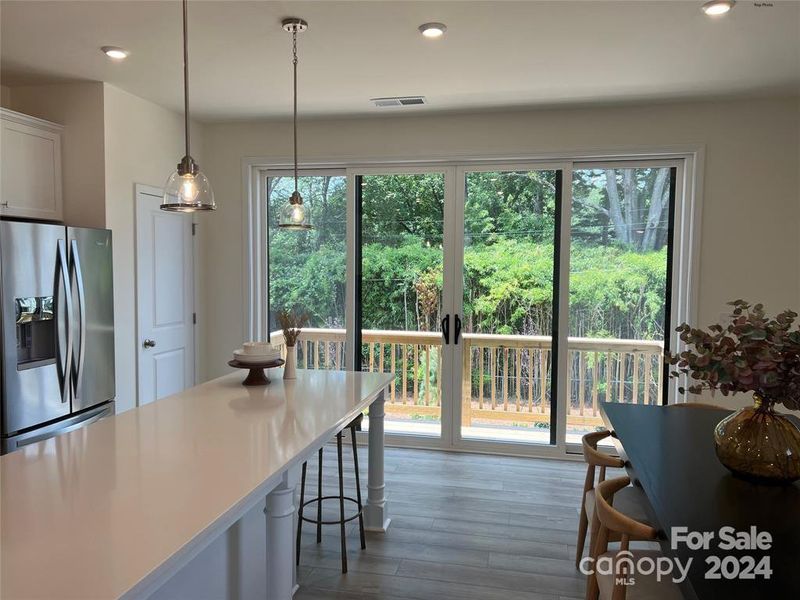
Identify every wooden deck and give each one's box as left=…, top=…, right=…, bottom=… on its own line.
left=273, top=328, right=665, bottom=439
left=295, top=446, right=589, bottom=600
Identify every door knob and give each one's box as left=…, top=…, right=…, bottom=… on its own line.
left=143, top=339, right=156, bottom=349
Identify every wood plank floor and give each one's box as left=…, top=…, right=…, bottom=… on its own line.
left=295, top=444, right=589, bottom=600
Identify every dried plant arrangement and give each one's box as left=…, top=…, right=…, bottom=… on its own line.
left=667, top=300, right=800, bottom=483
left=667, top=300, right=800, bottom=411
left=277, top=308, right=309, bottom=347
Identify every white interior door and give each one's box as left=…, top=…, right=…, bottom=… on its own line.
left=135, top=184, right=195, bottom=406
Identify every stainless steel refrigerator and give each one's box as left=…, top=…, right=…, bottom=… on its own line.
left=0, top=221, right=115, bottom=454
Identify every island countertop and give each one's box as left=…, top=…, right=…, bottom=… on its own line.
left=1, top=369, right=393, bottom=599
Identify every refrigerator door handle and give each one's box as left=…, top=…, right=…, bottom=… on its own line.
left=54, top=240, right=73, bottom=404
left=69, top=240, right=87, bottom=400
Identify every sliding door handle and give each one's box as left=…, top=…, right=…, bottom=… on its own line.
left=441, top=314, right=450, bottom=345
left=454, top=314, right=462, bottom=344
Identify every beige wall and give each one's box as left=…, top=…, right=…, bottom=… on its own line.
left=103, top=84, right=204, bottom=413
left=0, top=85, right=11, bottom=108
left=201, top=96, right=800, bottom=400
left=8, top=83, right=106, bottom=227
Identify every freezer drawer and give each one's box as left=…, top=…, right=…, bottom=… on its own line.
left=1, top=401, right=114, bottom=454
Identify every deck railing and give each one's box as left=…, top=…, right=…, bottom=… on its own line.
left=270, top=328, right=664, bottom=429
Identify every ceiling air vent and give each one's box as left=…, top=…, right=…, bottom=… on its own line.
left=371, top=96, right=427, bottom=108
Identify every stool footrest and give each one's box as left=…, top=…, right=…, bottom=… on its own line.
left=300, top=495, right=364, bottom=525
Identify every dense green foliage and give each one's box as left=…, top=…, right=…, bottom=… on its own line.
left=268, top=168, right=670, bottom=342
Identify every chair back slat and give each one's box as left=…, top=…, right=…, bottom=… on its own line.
left=594, top=476, right=658, bottom=541
left=582, top=430, right=624, bottom=469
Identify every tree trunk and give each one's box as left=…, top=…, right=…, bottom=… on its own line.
left=604, top=170, right=629, bottom=245
left=316, top=176, right=331, bottom=250
left=621, top=170, right=638, bottom=248
left=641, top=168, right=669, bottom=252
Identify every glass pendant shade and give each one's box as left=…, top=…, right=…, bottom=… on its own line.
left=278, top=191, right=311, bottom=230
left=277, top=18, right=313, bottom=230
left=161, top=0, right=215, bottom=213
left=162, top=164, right=215, bottom=211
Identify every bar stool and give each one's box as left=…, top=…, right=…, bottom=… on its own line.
left=296, top=414, right=366, bottom=573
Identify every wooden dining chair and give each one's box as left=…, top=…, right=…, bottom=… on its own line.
left=576, top=431, right=651, bottom=568
left=587, top=476, right=683, bottom=600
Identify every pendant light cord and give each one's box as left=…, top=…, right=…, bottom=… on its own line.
left=292, top=27, right=299, bottom=193
left=183, top=0, right=191, bottom=160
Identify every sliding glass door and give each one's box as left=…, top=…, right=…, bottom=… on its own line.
left=266, top=158, right=682, bottom=454
left=353, top=164, right=566, bottom=451
left=565, top=163, right=676, bottom=446
left=454, top=167, right=562, bottom=448
left=357, top=169, right=450, bottom=439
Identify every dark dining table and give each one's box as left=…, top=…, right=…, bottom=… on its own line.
left=600, top=402, right=800, bottom=600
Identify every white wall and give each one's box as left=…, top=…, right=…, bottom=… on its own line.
left=103, top=84, right=205, bottom=413
left=200, top=96, right=800, bottom=404
left=8, top=83, right=106, bottom=227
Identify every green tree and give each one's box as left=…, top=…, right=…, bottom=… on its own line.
left=572, top=168, right=671, bottom=252
left=269, top=170, right=671, bottom=344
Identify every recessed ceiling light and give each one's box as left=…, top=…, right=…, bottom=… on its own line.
left=701, top=0, right=735, bottom=16
left=101, top=46, right=130, bottom=60
left=418, top=22, right=447, bottom=38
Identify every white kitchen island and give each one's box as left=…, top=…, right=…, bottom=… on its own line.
left=1, top=369, right=393, bottom=600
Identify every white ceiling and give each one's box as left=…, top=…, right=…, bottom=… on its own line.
left=1, top=0, right=798, bottom=122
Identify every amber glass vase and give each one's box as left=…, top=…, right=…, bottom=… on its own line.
left=714, top=396, right=800, bottom=484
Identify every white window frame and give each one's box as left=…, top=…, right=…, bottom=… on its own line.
left=242, top=166, right=345, bottom=343
left=242, top=145, right=704, bottom=459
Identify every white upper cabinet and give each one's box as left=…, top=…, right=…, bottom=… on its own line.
left=1, top=108, right=63, bottom=222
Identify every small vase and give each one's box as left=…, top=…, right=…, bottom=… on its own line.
left=714, top=395, right=800, bottom=484
left=283, top=345, right=297, bottom=380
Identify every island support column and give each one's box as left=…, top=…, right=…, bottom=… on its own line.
left=266, top=472, right=298, bottom=600
left=365, top=388, right=391, bottom=532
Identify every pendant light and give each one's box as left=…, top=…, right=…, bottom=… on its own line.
left=162, top=0, right=215, bottom=212
left=278, top=18, right=312, bottom=230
